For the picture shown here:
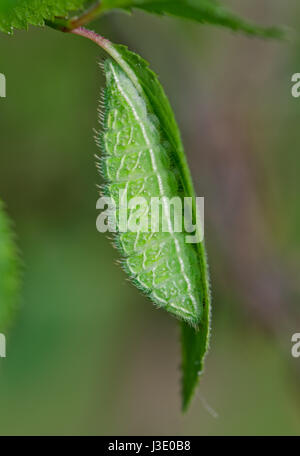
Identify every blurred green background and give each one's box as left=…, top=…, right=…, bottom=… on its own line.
left=0, top=0, right=300, bottom=435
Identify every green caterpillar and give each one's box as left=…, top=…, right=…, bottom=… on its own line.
left=97, top=59, right=205, bottom=327
left=71, top=27, right=211, bottom=409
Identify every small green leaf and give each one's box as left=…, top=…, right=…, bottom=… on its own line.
left=0, top=200, right=21, bottom=332
left=0, top=0, right=88, bottom=33
left=100, top=0, right=285, bottom=39
left=72, top=28, right=211, bottom=408
left=103, top=40, right=212, bottom=408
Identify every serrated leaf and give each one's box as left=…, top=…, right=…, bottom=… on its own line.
left=0, top=200, right=21, bottom=332
left=72, top=28, right=211, bottom=409
left=0, top=0, right=285, bottom=39
left=99, top=0, right=285, bottom=39
left=0, top=0, right=87, bottom=33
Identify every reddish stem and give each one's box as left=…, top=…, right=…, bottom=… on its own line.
left=71, top=26, right=109, bottom=48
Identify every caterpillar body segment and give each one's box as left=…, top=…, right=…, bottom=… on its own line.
left=98, top=59, right=204, bottom=326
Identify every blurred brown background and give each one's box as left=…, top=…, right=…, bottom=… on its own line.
left=0, top=0, right=300, bottom=435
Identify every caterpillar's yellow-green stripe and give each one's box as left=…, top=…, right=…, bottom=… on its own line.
left=98, top=59, right=204, bottom=326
